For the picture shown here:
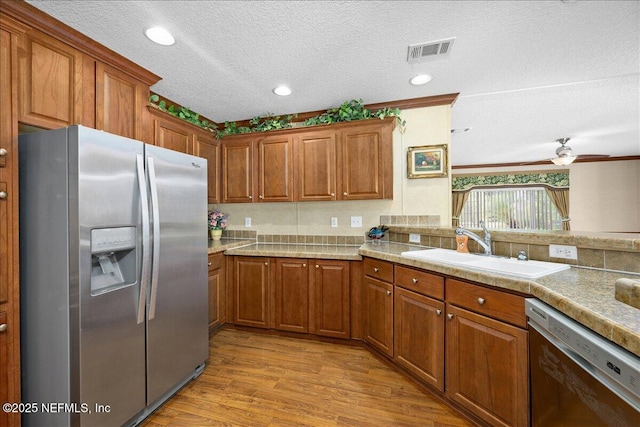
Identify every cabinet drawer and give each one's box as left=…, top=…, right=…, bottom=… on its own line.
left=446, top=279, right=526, bottom=328
left=363, top=258, right=393, bottom=283
left=208, top=253, right=224, bottom=272
left=395, top=266, right=444, bottom=300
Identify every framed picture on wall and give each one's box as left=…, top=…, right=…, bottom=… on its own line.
left=407, top=144, right=448, bottom=178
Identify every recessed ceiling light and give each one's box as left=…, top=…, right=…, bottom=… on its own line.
left=409, top=74, right=433, bottom=85
left=145, top=27, right=175, bottom=46
left=273, top=85, right=292, bottom=96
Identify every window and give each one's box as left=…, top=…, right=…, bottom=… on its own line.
left=459, top=187, right=563, bottom=231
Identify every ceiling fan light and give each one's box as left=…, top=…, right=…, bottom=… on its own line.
left=551, top=156, right=576, bottom=166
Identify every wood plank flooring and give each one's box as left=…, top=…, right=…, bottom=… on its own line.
left=142, top=328, right=474, bottom=427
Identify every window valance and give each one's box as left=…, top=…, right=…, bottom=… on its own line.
left=452, top=171, right=569, bottom=191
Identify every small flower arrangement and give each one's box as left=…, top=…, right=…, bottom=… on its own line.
left=208, top=209, right=228, bottom=230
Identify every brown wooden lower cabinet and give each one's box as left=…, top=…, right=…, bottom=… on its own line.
left=208, top=253, right=225, bottom=333
left=233, top=256, right=270, bottom=328
left=232, top=256, right=351, bottom=338
left=394, top=286, right=445, bottom=392
left=445, top=303, right=529, bottom=427
left=362, top=276, right=394, bottom=357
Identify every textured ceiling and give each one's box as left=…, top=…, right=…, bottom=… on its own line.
left=26, top=0, right=640, bottom=166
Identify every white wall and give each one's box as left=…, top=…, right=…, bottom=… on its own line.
left=211, top=105, right=452, bottom=236
left=454, top=159, right=640, bottom=233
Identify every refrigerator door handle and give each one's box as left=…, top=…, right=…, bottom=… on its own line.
left=136, top=154, right=150, bottom=324
left=147, top=156, right=161, bottom=320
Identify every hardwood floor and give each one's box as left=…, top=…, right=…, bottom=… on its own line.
left=142, top=328, right=473, bottom=427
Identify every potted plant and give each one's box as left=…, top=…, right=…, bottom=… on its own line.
left=208, top=209, right=228, bottom=240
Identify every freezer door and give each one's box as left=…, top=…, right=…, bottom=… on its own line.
left=144, top=144, right=209, bottom=405
left=76, top=126, right=147, bottom=427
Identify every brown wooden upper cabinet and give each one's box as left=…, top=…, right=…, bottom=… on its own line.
left=149, top=108, right=220, bottom=204
left=17, top=28, right=90, bottom=130
left=221, top=134, right=294, bottom=203
left=221, top=117, right=394, bottom=203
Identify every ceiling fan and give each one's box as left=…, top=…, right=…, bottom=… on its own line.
left=520, top=138, right=610, bottom=166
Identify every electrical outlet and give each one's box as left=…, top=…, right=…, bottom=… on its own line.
left=330, top=217, right=338, bottom=228
left=350, top=216, right=363, bottom=228
left=549, top=244, right=578, bottom=260
left=244, top=217, right=251, bottom=227
left=409, top=233, right=421, bottom=244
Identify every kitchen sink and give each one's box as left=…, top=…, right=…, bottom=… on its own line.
left=401, top=248, right=570, bottom=279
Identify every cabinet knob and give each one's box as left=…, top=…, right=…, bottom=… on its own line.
left=477, top=297, right=485, bottom=305
left=436, top=309, right=442, bottom=316
left=0, top=191, right=7, bottom=199
left=374, top=267, right=379, bottom=272
left=259, top=195, right=263, bottom=199
left=264, top=262, right=268, bottom=266
left=447, top=313, right=454, bottom=320
left=412, top=278, right=418, bottom=284
left=0, top=148, right=7, bottom=157
left=330, top=193, right=335, bottom=197
left=386, top=290, right=391, bottom=296
left=0, top=323, right=7, bottom=332
left=248, top=195, right=253, bottom=199
left=208, top=262, right=212, bottom=266
left=315, top=265, right=319, bottom=269
left=302, top=264, right=306, bottom=267
left=343, top=192, right=348, bottom=196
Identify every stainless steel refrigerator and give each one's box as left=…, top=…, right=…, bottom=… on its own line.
left=19, top=125, right=209, bottom=427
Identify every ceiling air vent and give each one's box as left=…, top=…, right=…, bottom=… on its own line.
left=407, top=38, right=455, bottom=63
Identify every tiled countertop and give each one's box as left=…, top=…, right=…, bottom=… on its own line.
left=224, top=242, right=362, bottom=260
left=219, top=240, right=640, bottom=356
left=207, top=239, right=255, bottom=254
left=358, top=242, right=640, bottom=357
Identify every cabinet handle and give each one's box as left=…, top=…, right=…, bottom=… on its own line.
left=374, top=267, right=379, bottom=272
left=0, top=323, right=7, bottom=332
left=0, top=148, right=7, bottom=157
left=477, top=297, right=485, bottom=305
left=436, top=309, right=442, bottom=316
left=412, top=278, right=418, bottom=284
left=386, top=290, right=391, bottom=296
left=208, top=262, right=212, bottom=266
left=0, top=191, right=7, bottom=199
left=447, top=313, right=454, bottom=320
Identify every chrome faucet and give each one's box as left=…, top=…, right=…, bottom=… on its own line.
left=455, top=220, right=492, bottom=256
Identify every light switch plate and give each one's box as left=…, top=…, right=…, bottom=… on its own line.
left=350, top=216, right=363, bottom=228
left=331, top=217, right=338, bottom=228
left=244, top=217, right=251, bottom=227
left=409, top=233, right=421, bottom=243
left=549, top=244, right=578, bottom=260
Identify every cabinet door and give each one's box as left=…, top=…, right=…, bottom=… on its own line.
left=257, top=135, right=293, bottom=202
left=194, top=133, right=220, bottom=204
left=18, top=29, right=85, bottom=129
left=208, top=253, right=225, bottom=332
left=394, top=287, right=444, bottom=391
left=295, top=130, right=337, bottom=201
left=445, top=304, right=529, bottom=427
left=153, top=116, right=192, bottom=154
left=95, top=61, right=144, bottom=140
left=221, top=138, right=254, bottom=203
left=340, top=119, right=393, bottom=200
left=313, top=260, right=350, bottom=339
left=234, top=257, right=269, bottom=328
left=274, top=258, right=309, bottom=333
left=363, top=276, right=393, bottom=357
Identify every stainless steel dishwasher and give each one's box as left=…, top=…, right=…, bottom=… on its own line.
left=526, top=298, right=640, bottom=426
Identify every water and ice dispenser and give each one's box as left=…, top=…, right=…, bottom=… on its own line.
left=90, top=227, right=137, bottom=294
